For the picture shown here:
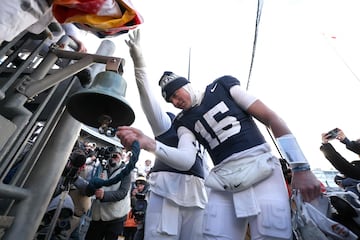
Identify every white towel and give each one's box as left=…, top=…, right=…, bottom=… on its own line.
left=233, top=187, right=260, bottom=217
left=158, top=199, right=179, bottom=235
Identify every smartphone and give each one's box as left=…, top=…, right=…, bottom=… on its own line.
left=326, top=128, right=339, bottom=140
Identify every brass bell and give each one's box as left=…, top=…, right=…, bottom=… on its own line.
left=66, top=71, right=135, bottom=128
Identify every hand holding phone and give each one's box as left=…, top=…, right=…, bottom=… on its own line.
left=325, top=128, right=339, bottom=140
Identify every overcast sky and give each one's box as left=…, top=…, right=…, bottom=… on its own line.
left=81, top=0, right=360, bottom=170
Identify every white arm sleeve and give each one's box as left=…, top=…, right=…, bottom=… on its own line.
left=134, top=68, right=171, bottom=136
left=229, top=85, right=257, bottom=110
left=62, top=23, right=79, bottom=38
left=154, top=126, right=197, bottom=170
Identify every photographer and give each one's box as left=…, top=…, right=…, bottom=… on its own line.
left=85, top=146, right=132, bottom=240
left=125, top=175, right=150, bottom=240
left=320, top=128, right=360, bottom=180
left=320, top=128, right=360, bottom=238
left=35, top=147, right=88, bottom=240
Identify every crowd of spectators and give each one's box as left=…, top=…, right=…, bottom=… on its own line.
left=37, top=138, right=153, bottom=240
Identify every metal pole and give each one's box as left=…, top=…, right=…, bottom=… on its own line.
left=2, top=111, right=82, bottom=240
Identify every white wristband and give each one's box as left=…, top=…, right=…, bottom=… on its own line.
left=276, top=134, right=308, bottom=166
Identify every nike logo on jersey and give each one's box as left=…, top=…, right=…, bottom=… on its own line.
left=210, top=83, right=218, bottom=92
left=234, top=183, right=242, bottom=188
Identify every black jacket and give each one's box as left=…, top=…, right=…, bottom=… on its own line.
left=320, top=143, right=360, bottom=180
left=341, top=138, right=360, bottom=155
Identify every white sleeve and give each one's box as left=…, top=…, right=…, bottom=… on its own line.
left=134, top=68, right=171, bottom=136
left=154, top=126, right=197, bottom=170
left=229, top=85, right=257, bottom=110
left=62, top=23, right=79, bottom=38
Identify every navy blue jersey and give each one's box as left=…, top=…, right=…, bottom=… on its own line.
left=151, top=113, right=205, bottom=179
left=174, top=75, right=266, bottom=165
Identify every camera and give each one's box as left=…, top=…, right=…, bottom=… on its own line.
left=61, top=149, right=86, bottom=187
left=133, top=193, right=147, bottom=222
left=326, top=128, right=339, bottom=140
left=95, top=146, right=115, bottom=160
left=95, top=146, right=115, bottom=169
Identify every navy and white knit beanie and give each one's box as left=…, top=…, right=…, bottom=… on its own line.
left=158, top=71, right=190, bottom=102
